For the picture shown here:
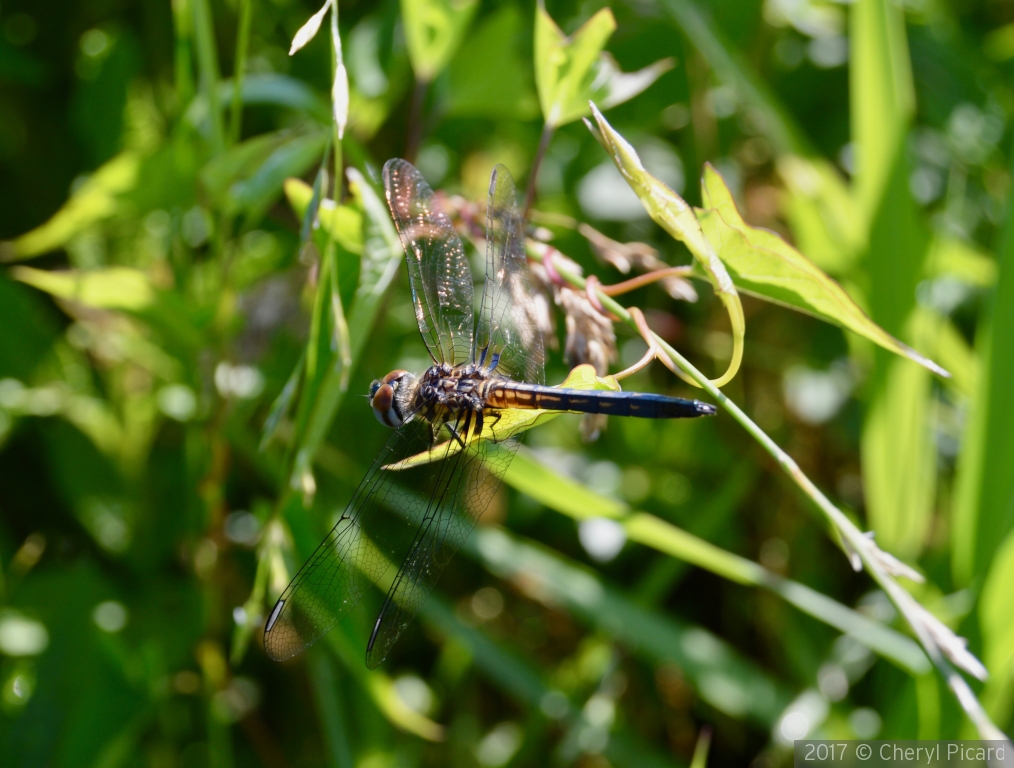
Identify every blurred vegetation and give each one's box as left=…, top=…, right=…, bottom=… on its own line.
left=1, top=0, right=1013, bottom=765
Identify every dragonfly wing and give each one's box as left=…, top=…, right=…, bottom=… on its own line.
left=364, top=412, right=533, bottom=668
left=474, top=164, right=545, bottom=386
left=263, top=420, right=444, bottom=661
left=383, top=159, right=474, bottom=366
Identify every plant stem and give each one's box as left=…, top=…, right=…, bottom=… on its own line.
left=525, top=240, right=1010, bottom=741
left=191, top=0, right=224, bottom=153
left=523, top=122, right=555, bottom=221
left=229, top=0, right=252, bottom=146
left=405, top=78, right=428, bottom=163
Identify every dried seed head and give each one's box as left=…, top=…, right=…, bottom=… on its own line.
left=580, top=224, right=698, bottom=302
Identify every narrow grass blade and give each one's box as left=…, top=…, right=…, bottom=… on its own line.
left=468, top=525, right=792, bottom=726
left=952, top=148, right=1014, bottom=585
left=502, top=447, right=928, bottom=674
left=422, top=598, right=686, bottom=767
left=308, top=649, right=355, bottom=768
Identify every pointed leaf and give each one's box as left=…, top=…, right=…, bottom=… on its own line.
left=535, top=3, right=616, bottom=127
left=9, top=153, right=140, bottom=259
left=595, top=55, right=675, bottom=110
left=697, top=164, right=948, bottom=377
left=586, top=105, right=744, bottom=387
left=401, top=0, right=479, bottom=83
left=12, top=266, right=155, bottom=311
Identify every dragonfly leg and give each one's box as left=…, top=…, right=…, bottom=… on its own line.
left=446, top=423, right=466, bottom=448
left=473, top=408, right=484, bottom=438
left=486, top=410, right=503, bottom=438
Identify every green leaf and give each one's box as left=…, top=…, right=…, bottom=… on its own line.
left=400, top=0, right=478, bottom=83
left=777, top=155, right=865, bottom=275
left=469, top=524, right=793, bottom=725
left=12, top=266, right=155, bottom=311
left=952, top=151, right=1014, bottom=586
left=284, top=178, right=364, bottom=255
left=0, top=271, right=60, bottom=380
left=850, top=0, right=915, bottom=218
left=861, top=310, right=939, bottom=558
left=697, top=164, right=948, bottom=376
left=287, top=168, right=403, bottom=486
left=260, top=349, right=305, bottom=452
left=445, top=6, right=539, bottom=120
left=586, top=105, right=744, bottom=387
left=533, top=4, right=673, bottom=128
left=926, top=235, right=998, bottom=287
left=535, top=3, right=615, bottom=128
left=980, top=528, right=1014, bottom=676
left=227, top=130, right=328, bottom=221
left=8, top=152, right=141, bottom=260
left=502, top=448, right=929, bottom=674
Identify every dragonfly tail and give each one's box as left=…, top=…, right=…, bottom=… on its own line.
left=524, top=386, right=717, bottom=419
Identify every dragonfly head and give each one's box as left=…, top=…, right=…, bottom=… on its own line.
left=369, top=369, right=413, bottom=428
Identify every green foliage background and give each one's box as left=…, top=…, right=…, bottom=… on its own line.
left=1, top=0, right=1013, bottom=765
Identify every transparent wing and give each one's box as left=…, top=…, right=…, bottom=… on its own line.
left=364, top=413, right=539, bottom=668
left=383, top=158, right=474, bottom=366
left=263, top=420, right=450, bottom=661
left=474, top=164, right=545, bottom=386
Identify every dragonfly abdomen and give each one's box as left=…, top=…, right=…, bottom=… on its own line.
left=486, top=381, right=716, bottom=419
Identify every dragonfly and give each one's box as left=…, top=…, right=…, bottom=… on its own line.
left=263, top=159, right=717, bottom=667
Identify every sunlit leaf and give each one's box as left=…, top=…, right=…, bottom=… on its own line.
left=8, top=153, right=140, bottom=260
left=586, top=105, right=744, bottom=387
left=952, top=169, right=1014, bottom=585
left=535, top=4, right=615, bottom=128
left=400, top=0, right=478, bottom=83
left=979, top=528, right=1014, bottom=676
left=385, top=365, right=619, bottom=470
left=697, top=164, right=948, bottom=377
left=285, top=178, right=363, bottom=254
left=595, top=54, right=675, bottom=110
left=926, top=235, right=998, bottom=287
left=12, top=266, right=155, bottom=311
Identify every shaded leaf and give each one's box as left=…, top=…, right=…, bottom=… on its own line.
left=446, top=6, right=539, bottom=120
left=697, top=164, right=948, bottom=376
